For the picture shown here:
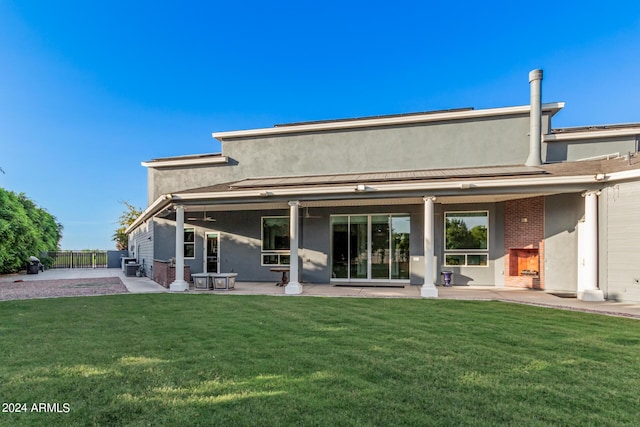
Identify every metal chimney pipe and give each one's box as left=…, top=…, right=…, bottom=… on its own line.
left=525, top=69, right=543, bottom=166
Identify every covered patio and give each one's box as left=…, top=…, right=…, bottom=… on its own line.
left=124, top=159, right=635, bottom=300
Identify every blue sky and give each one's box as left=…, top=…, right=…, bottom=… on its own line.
left=1, top=1, right=639, bottom=249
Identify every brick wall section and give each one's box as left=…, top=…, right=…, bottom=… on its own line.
left=504, top=197, right=545, bottom=289
left=153, top=260, right=191, bottom=288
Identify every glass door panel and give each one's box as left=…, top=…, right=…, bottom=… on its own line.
left=391, top=216, right=410, bottom=279
left=206, top=233, right=219, bottom=273
left=371, top=215, right=390, bottom=279
left=331, top=214, right=411, bottom=282
left=331, top=217, right=349, bottom=279
left=350, top=216, right=368, bottom=279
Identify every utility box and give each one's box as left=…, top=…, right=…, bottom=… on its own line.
left=125, top=263, right=140, bottom=277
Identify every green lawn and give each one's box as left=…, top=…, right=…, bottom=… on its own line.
left=1, top=294, right=639, bottom=426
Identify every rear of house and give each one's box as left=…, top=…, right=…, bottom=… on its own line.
left=127, top=70, right=640, bottom=302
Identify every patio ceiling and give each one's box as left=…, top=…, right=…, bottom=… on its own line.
left=228, top=165, right=546, bottom=189
left=173, top=193, right=551, bottom=215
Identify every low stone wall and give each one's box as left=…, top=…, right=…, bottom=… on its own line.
left=153, top=260, right=191, bottom=288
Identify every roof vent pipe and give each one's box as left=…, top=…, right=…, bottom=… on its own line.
left=526, top=69, right=543, bottom=166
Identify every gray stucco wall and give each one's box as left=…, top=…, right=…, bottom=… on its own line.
left=492, top=202, right=506, bottom=287
left=154, top=218, right=208, bottom=276
left=545, top=136, right=637, bottom=163
left=223, top=116, right=531, bottom=178
left=148, top=114, right=539, bottom=201
left=148, top=163, right=236, bottom=205
left=147, top=128, right=639, bottom=204
left=543, top=193, right=582, bottom=292
left=154, top=211, right=290, bottom=282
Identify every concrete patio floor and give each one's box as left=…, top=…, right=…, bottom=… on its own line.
left=2, top=268, right=640, bottom=319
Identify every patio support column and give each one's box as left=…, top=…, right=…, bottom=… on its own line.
left=170, top=205, right=189, bottom=292
left=421, top=196, right=438, bottom=298
left=285, top=200, right=303, bottom=295
left=579, top=191, right=604, bottom=301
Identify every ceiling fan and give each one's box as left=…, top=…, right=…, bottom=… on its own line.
left=304, top=207, right=322, bottom=219
left=187, top=211, right=216, bottom=222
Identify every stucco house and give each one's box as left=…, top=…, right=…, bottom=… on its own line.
left=126, top=70, right=640, bottom=302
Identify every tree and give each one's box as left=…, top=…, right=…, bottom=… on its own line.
left=0, top=188, right=62, bottom=273
left=445, top=218, right=487, bottom=250
left=113, top=201, right=143, bottom=250
left=445, top=218, right=473, bottom=249
left=470, top=225, right=488, bottom=249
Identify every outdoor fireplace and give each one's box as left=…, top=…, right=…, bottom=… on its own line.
left=509, top=248, right=539, bottom=277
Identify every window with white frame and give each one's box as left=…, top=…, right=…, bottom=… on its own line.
left=184, top=228, right=195, bottom=259
left=444, top=211, right=488, bottom=267
left=261, top=217, right=290, bottom=265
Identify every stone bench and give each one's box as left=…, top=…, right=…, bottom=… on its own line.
left=192, top=273, right=237, bottom=291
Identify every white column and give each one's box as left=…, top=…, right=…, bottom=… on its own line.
left=170, top=205, right=189, bottom=292
left=578, top=191, right=604, bottom=301
left=285, top=201, right=303, bottom=295
left=421, top=196, right=438, bottom=298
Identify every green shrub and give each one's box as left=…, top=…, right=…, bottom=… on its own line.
left=0, top=188, right=62, bottom=273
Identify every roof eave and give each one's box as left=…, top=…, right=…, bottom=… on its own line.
left=172, top=169, right=632, bottom=203
left=141, top=155, right=229, bottom=169
left=125, top=194, right=173, bottom=234
left=212, top=102, right=565, bottom=141
left=545, top=127, right=640, bottom=142
left=129, top=166, right=640, bottom=226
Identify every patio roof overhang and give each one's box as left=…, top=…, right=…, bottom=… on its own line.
left=126, top=156, right=640, bottom=234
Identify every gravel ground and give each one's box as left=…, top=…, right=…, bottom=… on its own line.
left=0, top=277, right=128, bottom=301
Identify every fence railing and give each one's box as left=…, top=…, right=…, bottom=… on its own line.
left=43, top=251, right=109, bottom=269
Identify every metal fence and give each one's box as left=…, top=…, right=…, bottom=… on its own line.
left=43, top=251, right=109, bottom=269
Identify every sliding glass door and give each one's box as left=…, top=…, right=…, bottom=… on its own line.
left=371, top=215, right=390, bottom=279
left=350, top=216, right=368, bottom=279
left=331, top=214, right=410, bottom=281
left=331, top=217, right=349, bottom=279
left=390, top=216, right=410, bottom=280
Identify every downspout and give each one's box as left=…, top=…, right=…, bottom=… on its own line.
left=525, top=69, right=543, bottom=166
